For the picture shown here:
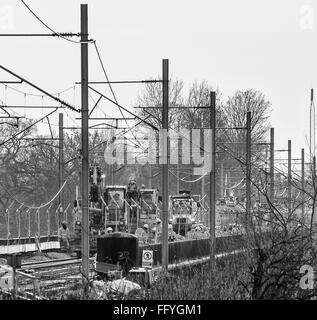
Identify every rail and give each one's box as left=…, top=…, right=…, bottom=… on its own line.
left=0, top=264, right=41, bottom=299
left=20, top=257, right=95, bottom=270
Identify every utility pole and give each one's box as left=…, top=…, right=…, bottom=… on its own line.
left=301, top=148, right=305, bottom=221
left=80, top=3, right=89, bottom=298
left=210, top=91, right=216, bottom=266
left=288, top=140, right=292, bottom=214
left=161, top=59, right=169, bottom=272
left=270, top=128, right=274, bottom=205
left=246, top=112, right=252, bottom=230
left=58, top=113, right=64, bottom=225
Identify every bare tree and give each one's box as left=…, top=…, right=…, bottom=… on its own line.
left=222, top=89, right=271, bottom=143
left=136, top=77, right=184, bottom=129
left=221, top=140, right=317, bottom=299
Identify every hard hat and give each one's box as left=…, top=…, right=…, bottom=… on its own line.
left=106, top=227, right=113, bottom=232
left=143, top=224, right=149, bottom=229
left=156, top=218, right=161, bottom=224
left=62, top=221, right=67, bottom=225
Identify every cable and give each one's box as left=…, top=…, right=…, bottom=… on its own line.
left=0, top=98, right=24, bottom=118
left=1, top=83, right=75, bottom=98
left=0, top=180, right=67, bottom=210
left=0, top=107, right=58, bottom=147
left=219, top=141, right=313, bottom=203
left=20, top=0, right=82, bottom=44
left=89, top=114, right=152, bottom=154
left=93, top=41, right=146, bottom=151
left=138, top=107, right=211, bottom=155
left=219, top=127, right=312, bottom=191
left=64, top=107, right=80, bottom=129
left=226, top=178, right=245, bottom=190
left=88, top=91, right=108, bottom=120
left=168, top=169, right=207, bottom=183
left=93, top=42, right=118, bottom=105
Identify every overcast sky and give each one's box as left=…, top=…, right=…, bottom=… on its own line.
left=0, top=0, right=316, bottom=166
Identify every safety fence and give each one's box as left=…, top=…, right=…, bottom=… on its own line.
left=137, top=234, right=247, bottom=267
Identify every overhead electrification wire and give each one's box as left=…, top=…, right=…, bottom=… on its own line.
left=168, top=170, right=207, bottom=183
left=0, top=180, right=68, bottom=210
left=218, top=142, right=313, bottom=202
left=226, top=178, right=245, bottom=190
left=0, top=107, right=58, bottom=147
left=1, top=83, right=75, bottom=97
left=0, top=99, right=24, bottom=118
left=88, top=91, right=108, bottom=119
left=139, top=105, right=211, bottom=155
left=92, top=41, right=146, bottom=151
left=20, top=0, right=82, bottom=44
left=0, top=65, right=79, bottom=112
left=218, top=127, right=311, bottom=191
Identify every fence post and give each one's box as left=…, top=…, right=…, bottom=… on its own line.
left=55, top=203, right=61, bottom=233
left=37, top=207, right=41, bottom=237
left=16, top=204, right=23, bottom=242
left=47, top=203, right=52, bottom=238
left=27, top=208, right=31, bottom=241
left=6, top=203, right=13, bottom=243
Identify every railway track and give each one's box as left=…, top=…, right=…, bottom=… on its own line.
left=15, top=257, right=96, bottom=297
left=20, top=258, right=88, bottom=270
left=18, top=257, right=96, bottom=284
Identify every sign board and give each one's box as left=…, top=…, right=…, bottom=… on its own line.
left=142, top=250, right=153, bottom=269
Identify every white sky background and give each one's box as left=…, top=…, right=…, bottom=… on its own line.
left=0, top=0, right=316, bottom=166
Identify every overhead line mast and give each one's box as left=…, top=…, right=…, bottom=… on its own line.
left=80, top=3, right=90, bottom=298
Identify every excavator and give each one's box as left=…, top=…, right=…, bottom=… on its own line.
left=71, top=171, right=159, bottom=256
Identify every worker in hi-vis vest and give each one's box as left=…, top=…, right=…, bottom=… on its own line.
left=135, top=223, right=150, bottom=244
left=58, top=220, right=71, bottom=249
